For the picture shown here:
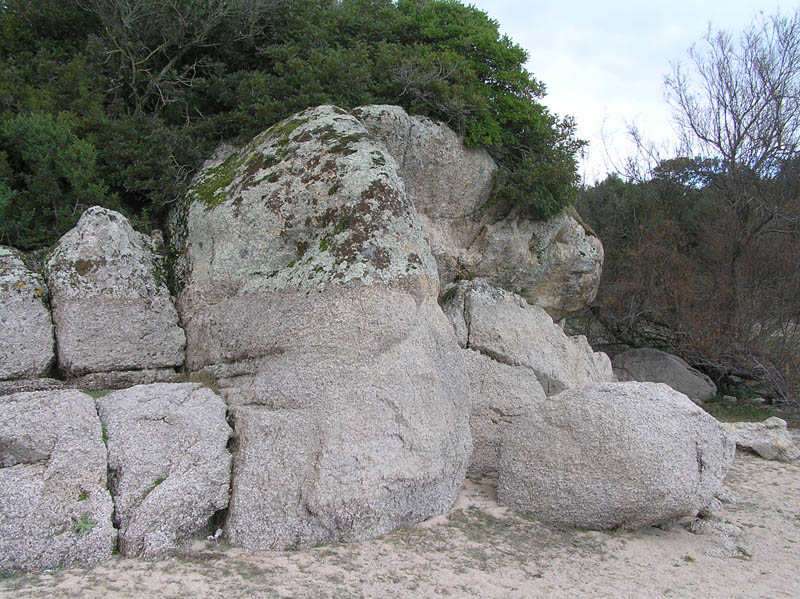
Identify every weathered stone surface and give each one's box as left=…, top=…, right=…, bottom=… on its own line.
left=462, top=349, right=545, bottom=475
left=0, top=378, right=65, bottom=396
left=172, top=106, right=471, bottom=550
left=72, top=369, right=182, bottom=392
left=0, top=390, right=116, bottom=572
left=442, top=279, right=613, bottom=395
left=464, top=209, right=604, bottom=321
left=357, top=105, right=602, bottom=319
left=498, top=382, right=735, bottom=530
left=354, top=105, right=495, bottom=284
left=96, top=383, right=232, bottom=558
left=0, top=247, right=54, bottom=379
left=222, top=297, right=471, bottom=550
left=45, top=207, right=185, bottom=377
left=613, top=348, right=717, bottom=403
left=724, top=417, right=799, bottom=462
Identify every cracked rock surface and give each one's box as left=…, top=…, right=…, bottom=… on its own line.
left=171, top=106, right=471, bottom=550
left=498, top=381, right=735, bottom=530
left=441, top=278, right=613, bottom=395
left=0, top=390, right=116, bottom=572
left=0, top=247, right=55, bottom=381
left=357, top=104, right=602, bottom=320
left=96, top=383, right=232, bottom=558
left=45, top=207, right=185, bottom=379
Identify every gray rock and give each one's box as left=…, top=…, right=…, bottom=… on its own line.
left=71, top=369, right=183, bottom=392
left=171, top=106, right=471, bottom=550
left=0, top=378, right=65, bottom=396
left=442, top=279, right=613, bottom=395
left=0, top=247, right=55, bottom=379
left=356, top=105, right=602, bottom=319
left=96, top=383, right=232, bottom=558
left=462, top=349, right=545, bottom=475
left=172, top=106, right=439, bottom=370
left=0, top=390, right=116, bottom=572
left=497, top=382, right=735, bottom=530
left=354, top=105, right=495, bottom=285
left=724, top=417, right=799, bottom=462
left=45, top=207, right=185, bottom=377
left=612, top=348, right=717, bottom=404
left=464, top=209, right=604, bottom=321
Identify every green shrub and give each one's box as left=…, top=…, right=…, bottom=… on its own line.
left=0, top=113, right=108, bottom=249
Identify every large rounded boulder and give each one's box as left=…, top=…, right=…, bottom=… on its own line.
left=170, top=105, right=471, bottom=550
left=613, top=348, right=717, bottom=404
left=498, top=382, right=735, bottom=530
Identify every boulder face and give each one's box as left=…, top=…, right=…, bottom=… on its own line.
left=0, top=391, right=116, bottom=572
left=357, top=104, right=602, bottom=320
left=96, top=383, right=232, bottom=558
left=724, top=417, right=800, bottom=462
left=442, top=278, right=614, bottom=396
left=613, top=348, right=717, bottom=404
left=0, top=247, right=55, bottom=380
left=45, top=207, right=185, bottom=379
left=497, top=382, right=735, bottom=530
left=172, top=105, right=471, bottom=550
left=461, top=349, right=545, bottom=476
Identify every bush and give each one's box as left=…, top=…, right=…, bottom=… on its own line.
left=0, top=113, right=108, bottom=249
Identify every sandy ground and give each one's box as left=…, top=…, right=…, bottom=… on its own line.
left=2, top=442, right=799, bottom=599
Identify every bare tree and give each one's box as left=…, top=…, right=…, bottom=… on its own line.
left=664, top=9, right=800, bottom=400
left=667, top=10, right=800, bottom=176
left=75, top=0, right=275, bottom=114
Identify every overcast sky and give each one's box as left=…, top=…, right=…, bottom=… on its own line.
left=466, top=1, right=795, bottom=182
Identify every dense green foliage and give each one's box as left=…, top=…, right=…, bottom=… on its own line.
left=0, top=113, right=109, bottom=247
left=0, top=0, right=582, bottom=249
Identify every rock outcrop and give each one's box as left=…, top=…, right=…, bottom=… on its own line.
left=461, top=349, right=545, bottom=475
left=497, top=382, right=735, bottom=530
left=0, top=104, right=743, bottom=571
left=442, top=278, right=613, bottom=395
left=724, top=417, right=799, bottom=462
left=357, top=105, right=603, bottom=320
left=0, top=390, right=116, bottom=572
left=171, top=106, right=471, bottom=550
left=0, top=247, right=54, bottom=380
left=96, top=383, right=232, bottom=558
left=612, top=348, right=717, bottom=403
left=45, top=207, right=185, bottom=384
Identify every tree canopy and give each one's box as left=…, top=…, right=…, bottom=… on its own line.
left=0, top=0, right=583, bottom=249
left=578, top=9, right=800, bottom=404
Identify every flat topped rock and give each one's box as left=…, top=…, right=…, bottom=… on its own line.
left=0, top=390, right=116, bottom=572
left=97, top=383, right=232, bottom=558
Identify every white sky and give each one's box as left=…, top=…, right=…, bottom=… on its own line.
left=467, top=0, right=795, bottom=182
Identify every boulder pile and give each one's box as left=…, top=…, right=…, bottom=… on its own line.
left=1, top=105, right=736, bottom=572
